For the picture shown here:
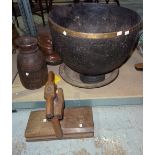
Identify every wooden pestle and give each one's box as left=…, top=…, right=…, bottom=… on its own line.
left=52, top=117, right=63, bottom=138
left=44, top=71, right=56, bottom=119
left=54, top=88, right=64, bottom=119
left=52, top=88, right=64, bottom=138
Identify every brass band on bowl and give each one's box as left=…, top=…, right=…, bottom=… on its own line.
left=48, top=18, right=142, bottom=39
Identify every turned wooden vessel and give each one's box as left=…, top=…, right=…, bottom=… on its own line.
left=16, top=36, right=48, bottom=90
left=37, top=30, right=62, bottom=65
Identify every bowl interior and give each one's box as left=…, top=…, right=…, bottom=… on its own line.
left=49, top=3, right=141, bottom=33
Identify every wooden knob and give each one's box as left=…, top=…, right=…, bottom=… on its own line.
left=135, top=63, right=143, bottom=71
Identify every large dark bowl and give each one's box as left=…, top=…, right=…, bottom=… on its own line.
left=48, top=3, right=142, bottom=75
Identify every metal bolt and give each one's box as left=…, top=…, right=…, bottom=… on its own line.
left=79, top=123, right=83, bottom=128
left=63, top=31, right=67, bottom=36
left=43, top=118, right=47, bottom=123
left=26, top=72, right=29, bottom=76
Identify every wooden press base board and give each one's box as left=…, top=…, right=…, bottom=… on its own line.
left=25, top=107, right=94, bottom=141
